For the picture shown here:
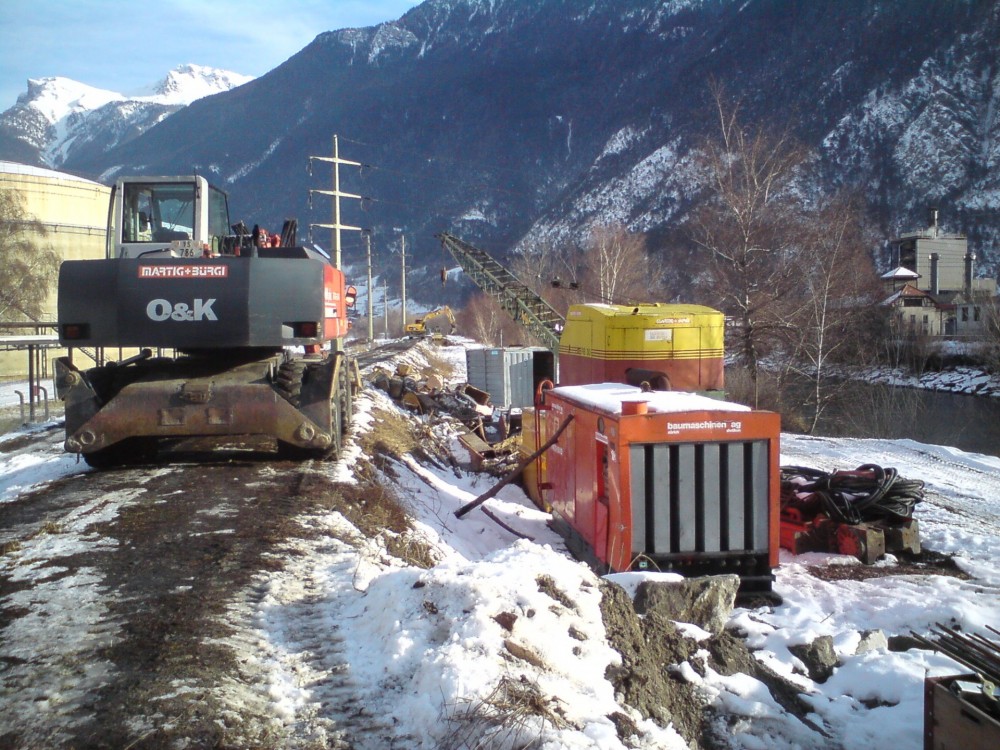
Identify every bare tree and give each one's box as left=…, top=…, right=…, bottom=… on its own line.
left=513, top=225, right=661, bottom=315
left=688, top=85, right=810, bottom=406
left=579, top=224, right=659, bottom=304
left=779, top=192, right=883, bottom=431
left=0, top=188, right=60, bottom=323
left=510, top=238, right=586, bottom=312
left=456, top=293, right=526, bottom=347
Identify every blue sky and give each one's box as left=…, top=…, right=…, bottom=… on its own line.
left=0, top=0, right=422, bottom=109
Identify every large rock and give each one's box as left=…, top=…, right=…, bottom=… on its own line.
left=789, top=636, right=839, bottom=683
left=633, top=575, right=740, bottom=635
left=855, top=629, right=888, bottom=655
left=599, top=581, right=704, bottom=746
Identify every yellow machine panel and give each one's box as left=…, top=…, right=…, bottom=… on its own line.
left=557, top=303, right=725, bottom=392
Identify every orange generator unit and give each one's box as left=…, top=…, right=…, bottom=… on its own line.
left=528, top=383, right=781, bottom=592
left=558, top=303, right=725, bottom=392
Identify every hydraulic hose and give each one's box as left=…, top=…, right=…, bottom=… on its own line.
left=780, top=464, right=924, bottom=525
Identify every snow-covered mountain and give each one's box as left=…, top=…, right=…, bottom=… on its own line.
left=0, top=64, right=253, bottom=169
left=3, top=1, right=998, bottom=302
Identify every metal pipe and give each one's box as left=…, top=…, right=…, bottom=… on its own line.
left=915, top=622, right=1000, bottom=685
left=14, top=390, right=25, bottom=426
left=38, top=385, right=49, bottom=422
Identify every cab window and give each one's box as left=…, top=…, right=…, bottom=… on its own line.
left=207, top=185, right=230, bottom=248
left=121, top=182, right=195, bottom=243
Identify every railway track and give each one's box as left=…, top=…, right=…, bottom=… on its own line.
left=351, top=336, right=419, bottom=368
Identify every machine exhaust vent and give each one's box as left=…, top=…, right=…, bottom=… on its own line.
left=629, top=440, right=769, bottom=556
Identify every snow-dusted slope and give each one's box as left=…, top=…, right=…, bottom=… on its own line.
left=0, top=64, right=252, bottom=168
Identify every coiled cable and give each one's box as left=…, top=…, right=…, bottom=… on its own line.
left=781, top=464, right=924, bottom=525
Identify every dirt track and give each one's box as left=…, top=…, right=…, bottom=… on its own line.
left=0, top=437, right=358, bottom=749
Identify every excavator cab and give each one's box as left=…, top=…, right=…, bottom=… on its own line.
left=111, top=176, right=232, bottom=259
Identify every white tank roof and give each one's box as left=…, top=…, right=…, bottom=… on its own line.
left=0, top=160, right=103, bottom=186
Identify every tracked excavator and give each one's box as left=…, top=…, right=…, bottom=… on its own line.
left=404, top=306, right=456, bottom=336
left=55, top=175, right=357, bottom=468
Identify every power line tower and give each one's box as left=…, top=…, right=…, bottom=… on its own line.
left=308, top=134, right=362, bottom=270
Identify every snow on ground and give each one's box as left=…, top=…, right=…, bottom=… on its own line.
left=730, top=433, right=1000, bottom=749
left=839, top=363, right=1000, bottom=397
left=2, top=343, right=1000, bottom=748
left=237, top=342, right=1000, bottom=749
left=0, top=380, right=80, bottom=505
left=0, top=433, right=83, bottom=505
left=0, top=379, right=35, bottom=408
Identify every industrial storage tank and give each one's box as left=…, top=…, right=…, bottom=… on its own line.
left=1, top=161, right=109, bottom=379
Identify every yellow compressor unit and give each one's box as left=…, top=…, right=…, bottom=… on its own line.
left=558, top=303, right=725, bottom=393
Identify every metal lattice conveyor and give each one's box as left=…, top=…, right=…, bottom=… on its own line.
left=437, top=233, right=564, bottom=350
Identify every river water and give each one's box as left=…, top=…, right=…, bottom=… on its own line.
left=808, top=381, right=1000, bottom=459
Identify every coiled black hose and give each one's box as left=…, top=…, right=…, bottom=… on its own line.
left=781, top=464, right=924, bottom=525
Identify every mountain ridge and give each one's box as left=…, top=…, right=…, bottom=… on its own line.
left=0, top=64, right=253, bottom=169
left=2, top=0, right=996, bottom=302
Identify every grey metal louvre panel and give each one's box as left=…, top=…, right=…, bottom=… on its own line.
left=724, top=442, right=746, bottom=550
left=675, top=444, right=697, bottom=552
left=750, top=441, right=770, bottom=549
left=702, top=443, right=722, bottom=552
left=629, top=447, right=647, bottom=547
left=651, top=444, right=671, bottom=551
left=630, top=443, right=672, bottom=554
left=630, top=440, right=770, bottom=556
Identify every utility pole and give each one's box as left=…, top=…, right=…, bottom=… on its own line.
left=364, top=231, right=374, bottom=342
left=400, top=235, right=407, bottom=336
left=308, top=134, right=362, bottom=270
left=383, top=278, right=389, bottom=337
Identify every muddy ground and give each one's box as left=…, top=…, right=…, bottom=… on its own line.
left=3, top=452, right=327, bottom=747
left=0, top=404, right=448, bottom=750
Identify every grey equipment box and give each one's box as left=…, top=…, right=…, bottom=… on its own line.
left=465, top=346, right=554, bottom=408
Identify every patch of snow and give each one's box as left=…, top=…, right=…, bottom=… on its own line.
left=3, top=340, right=1000, bottom=748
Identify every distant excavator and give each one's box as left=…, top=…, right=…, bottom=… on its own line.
left=405, top=306, right=456, bottom=336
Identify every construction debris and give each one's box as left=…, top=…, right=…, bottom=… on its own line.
left=369, top=363, right=522, bottom=474
left=919, top=624, right=1000, bottom=749
left=916, top=623, right=1000, bottom=701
